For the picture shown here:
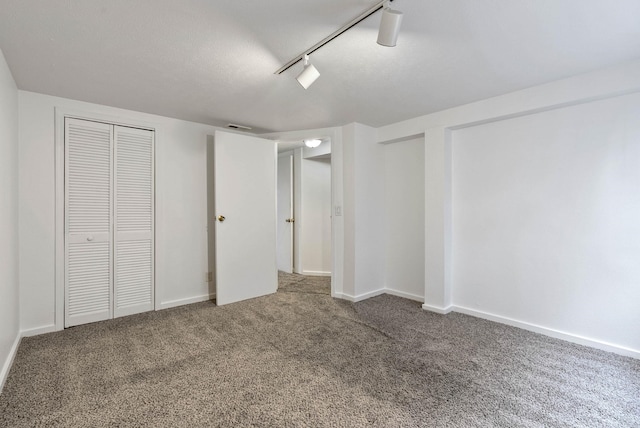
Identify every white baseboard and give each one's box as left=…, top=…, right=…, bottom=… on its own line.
left=335, top=288, right=386, bottom=302
left=158, top=293, right=215, bottom=310
left=452, top=305, right=640, bottom=360
left=0, top=333, right=21, bottom=393
left=421, top=303, right=454, bottom=314
left=335, top=288, right=424, bottom=304
left=21, top=324, right=56, bottom=338
left=301, top=270, right=331, bottom=277
left=385, top=288, right=424, bottom=303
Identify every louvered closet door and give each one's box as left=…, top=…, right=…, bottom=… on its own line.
left=113, top=126, right=155, bottom=317
left=65, top=118, right=113, bottom=327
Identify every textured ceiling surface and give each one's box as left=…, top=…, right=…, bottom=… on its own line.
left=1, top=0, right=639, bottom=133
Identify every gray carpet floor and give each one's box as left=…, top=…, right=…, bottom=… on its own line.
left=1, top=275, right=638, bottom=427
left=278, top=271, right=331, bottom=295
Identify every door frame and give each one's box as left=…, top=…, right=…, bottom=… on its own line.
left=277, top=151, right=295, bottom=273
left=295, top=151, right=332, bottom=277
left=268, top=127, right=343, bottom=298
left=54, top=107, right=158, bottom=331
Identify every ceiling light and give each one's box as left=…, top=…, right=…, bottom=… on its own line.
left=296, top=55, right=320, bottom=89
left=377, top=2, right=403, bottom=47
left=304, top=139, right=322, bottom=148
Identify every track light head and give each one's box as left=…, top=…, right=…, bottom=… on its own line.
left=377, top=3, right=403, bottom=47
left=296, top=54, right=320, bottom=89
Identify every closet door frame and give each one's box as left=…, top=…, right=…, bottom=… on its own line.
left=54, top=108, right=158, bottom=332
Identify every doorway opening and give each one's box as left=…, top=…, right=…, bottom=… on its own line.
left=276, top=140, right=332, bottom=296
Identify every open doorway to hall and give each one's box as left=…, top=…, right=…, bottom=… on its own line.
left=277, top=139, right=332, bottom=295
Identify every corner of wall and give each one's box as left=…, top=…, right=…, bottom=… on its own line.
left=352, top=123, right=385, bottom=296
left=0, top=335, right=21, bottom=393
left=0, top=47, right=21, bottom=393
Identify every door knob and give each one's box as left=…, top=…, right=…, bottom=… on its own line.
left=87, top=236, right=94, bottom=241
left=217, top=215, right=226, bottom=222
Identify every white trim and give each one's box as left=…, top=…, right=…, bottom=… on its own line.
left=453, top=305, right=640, bottom=359
left=20, top=325, right=57, bottom=338
left=338, top=289, right=640, bottom=358
left=384, top=288, right=424, bottom=303
left=157, top=293, right=214, bottom=310
left=353, top=289, right=385, bottom=302
left=335, top=288, right=385, bottom=302
left=302, top=270, right=331, bottom=277
left=292, top=148, right=302, bottom=274
left=422, top=303, right=454, bottom=314
left=54, top=109, right=64, bottom=331
left=333, top=288, right=424, bottom=304
left=0, top=333, right=21, bottom=393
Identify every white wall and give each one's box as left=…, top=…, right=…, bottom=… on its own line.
left=273, top=125, right=423, bottom=303
left=342, top=125, right=356, bottom=297
left=375, top=59, right=640, bottom=356
left=353, top=124, right=386, bottom=298
left=0, top=49, right=20, bottom=391
left=299, top=156, right=331, bottom=275
left=384, top=138, right=425, bottom=301
left=341, top=123, right=386, bottom=299
left=452, top=92, right=640, bottom=352
left=19, top=91, right=215, bottom=333
left=330, top=129, right=345, bottom=298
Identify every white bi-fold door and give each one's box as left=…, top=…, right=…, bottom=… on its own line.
left=65, top=118, right=154, bottom=327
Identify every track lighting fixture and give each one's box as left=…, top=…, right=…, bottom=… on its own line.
left=304, top=139, right=322, bottom=148
left=276, top=0, right=402, bottom=86
left=296, top=55, right=320, bottom=90
left=377, top=1, right=403, bottom=47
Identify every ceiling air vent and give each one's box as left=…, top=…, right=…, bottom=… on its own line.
left=226, top=123, right=252, bottom=131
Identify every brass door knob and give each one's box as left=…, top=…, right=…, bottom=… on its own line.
left=217, top=215, right=226, bottom=222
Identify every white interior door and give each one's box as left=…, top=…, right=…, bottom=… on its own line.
left=65, top=118, right=113, bottom=327
left=214, top=130, right=277, bottom=305
left=113, top=125, right=155, bottom=318
left=277, top=154, right=293, bottom=273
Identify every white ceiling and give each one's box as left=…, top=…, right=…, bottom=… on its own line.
left=1, top=0, right=639, bottom=133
